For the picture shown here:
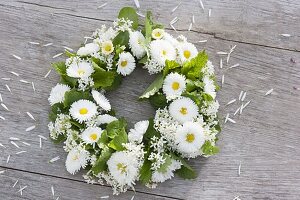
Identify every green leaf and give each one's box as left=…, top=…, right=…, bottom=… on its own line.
left=170, top=153, right=197, bottom=179
left=157, top=155, right=172, bottom=173
left=139, top=159, right=152, bottom=184
left=138, top=55, right=148, bottom=64
left=91, top=148, right=113, bottom=175
left=65, top=50, right=76, bottom=58
left=106, top=118, right=127, bottom=138
left=113, top=31, right=130, bottom=48
left=98, top=130, right=109, bottom=145
left=118, top=7, right=139, bottom=30
left=201, top=141, right=220, bottom=156
left=202, top=93, right=213, bottom=102
left=181, top=51, right=208, bottom=80
left=144, top=11, right=153, bottom=44
left=63, top=89, right=92, bottom=108
left=70, top=119, right=84, bottom=130
left=49, top=103, right=65, bottom=122
left=182, top=92, right=202, bottom=107
left=163, top=60, right=180, bottom=77
left=60, top=75, right=77, bottom=88
left=92, top=70, right=116, bottom=89
left=149, top=93, right=167, bottom=109
left=103, top=73, right=122, bottom=91
left=50, top=134, right=67, bottom=144
left=52, top=62, right=66, bottom=75
left=108, top=128, right=128, bottom=151
left=140, top=73, right=164, bottom=99
left=143, top=118, right=160, bottom=141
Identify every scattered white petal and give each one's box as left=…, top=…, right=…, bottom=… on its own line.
left=227, top=117, right=236, bottom=124
left=29, top=41, right=40, bottom=45
left=170, top=24, right=177, bottom=32
left=217, top=51, right=228, bottom=55
left=38, top=135, right=47, bottom=140
left=224, top=113, right=229, bottom=123
left=199, top=0, right=204, bottom=10
left=226, top=52, right=231, bottom=64
left=12, top=179, right=19, bottom=188
left=100, top=196, right=109, bottom=199
left=242, top=100, right=251, bottom=110
left=171, top=2, right=181, bottom=13
left=133, top=0, right=140, bottom=8
left=280, top=34, right=291, bottom=37
left=208, top=9, right=212, bottom=17
left=97, top=2, right=107, bottom=9
left=234, top=107, right=240, bottom=116
left=44, top=69, right=52, bottom=78
left=229, top=63, right=240, bottom=69
left=63, top=46, right=74, bottom=52
left=9, top=71, right=19, bottom=77
left=0, top=143, right=6, bottom=148
left=226, top=99, right=236, bottom=106
left=16, top=151, right=26, bottom=155
left=39, top=138, right=42, bottom=148
left=22, top=142, right=31, bottom=146
left=238, top=91, right=244, bottom=101
left=53, top=53, right=63, bottom=58
left=12, top=54, right=21, bottom=60
left=51, top=185, right=55, bottom=196
left=49, top=156, right=60, bottom=163
left=192, top=15, right=195, bottom=23
left=188, top=23, right=193, bottom=31
left=1, top=103, right=9, bottom=111
left=20, top=79, right=30, bottom=84
left=131, top=196, right=135, bottom=200
left=233, top=196, right=241, bottom=200
left=137, top=12, right=145, bottom=18
left=0, top=94, right=2, bottom=102
left=5, top=84, right=12, bottom=94
left=6, top=155, right=10, bottom=163
left=241, top=92, right=247, bottom=102
left=1, top=78, right=11, bottom=81
left=220, top=58, right=223, bottom=69
left=238, top=161, right=241, bottom=176
left=221, top=75, right=225, bottom=86
left=9, top=137, right=20, bottom=141
left=43, top=43, right=53, bottom=47
left=26, top=112, right=35, bottom=121
left=239, top=104, right=243, bottom=114
left=170, top=17, right=178, bottom=25
left=10, top=141, right=20, bottom=148
left=197, top=40, right=207, bottom=43
left=0, top=115, right=5, bottom=120
left=265, top=88, right=273, bottom=96
left=229, top=45, right=237, bottom=53
left=25, top=125, right=36, bottom=132
left=17, top=185, right=27, bottom=194
left=32, top=82, right=36, bottom=92
left=0, top=170, right=5, bottom=174
left=55, top=197, right=60, bottom=200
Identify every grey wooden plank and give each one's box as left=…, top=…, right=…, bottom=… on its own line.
left=0, top=167, right=174, bottom=200
left=5, top=0, right=300, bottom=51
left=0, top=2, right=300, bottom=200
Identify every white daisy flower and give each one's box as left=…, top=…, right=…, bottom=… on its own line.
left=162, top=72, right=186, bottom=100
left=77, top=43, right=100, bottom=56
left=69, top=100, right=98, bottom=123
left=128, top=120, right=149, bottom=143
left=81, top=127, right=103, bottom=144
left=152, top=28, right=164, bottom=40
left=101, top=40, right=114, bottom=55
left=107, top=151, right=139, bottom=186
left=152, top=159, right=182, bottom=183
left=203, top=76, right=216, bottom=99
left=66, top=61, right=94, bottom=79
left=150, top=40, right=176, bottom=66
left=163, top=32, right=179, bottom=47
left=169, top=97, right=199, bottom=123
left=97, top=114, right=118, bottom=125
left=117, top=52, right=136, bottom=76
left=65, top=147, right=89, bottom=174
left=175, top=121, right=205, bottom=156
left=48, top=83, right=71, bottom=106
left=129, top=31, right=146, bottom=59
left=91, top=90, right=111, bottom=111
left=178, top=42, right=198, bottom=62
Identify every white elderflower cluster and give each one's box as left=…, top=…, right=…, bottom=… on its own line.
left=151, top=158, right=182, bottom=183
left=148, top=136, right=167, bottom=170
left=48, top=114, right=72, bottom=140
left=113, top=18, right=133, bottom=32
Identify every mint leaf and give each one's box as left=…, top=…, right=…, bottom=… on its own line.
left=163, top=60, right=180, bottom=76
left=98, top=130, right=109, bottom=145
left=118, top=7, right=139, bottom=30
left=92, top=70, right=116, bottom=88
left=140, top=73, right=164, bottom=99
left=181, top=51, right=208, bottom=80
left=108, top=128, right=128, bottom=151
left=63, top=89, right=92, bottom=108
left=201, top=141, right=219, bottom=156
left=52, top=62, right=66, bottom=75
left=91, top=148, right=113, bottom=175
left=149, top=93, right=167, bottom=109
left=106, top=118, right=127, bottom=138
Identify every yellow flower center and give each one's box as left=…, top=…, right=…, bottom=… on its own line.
left=89, top=133, right=98, bottom=141
left=186, top=133, right=195, bottom=143
left=120, top=60, right=128, bottom=67
left=72, top=154, right=79, bottom=160
left=77, top=69, right=85, bottom=75
left=155, top=32, right=161, bottom=38
left=104, top=44, right=112, bottom=52
left=117, top=163, right=127, bottom=174
left=180, top=107, right=188, bottom=115
left=79, top=108, right=88, bottom=115
left=162, top=50, right=167, bottom=56
left=172, top=82, right=180, bottom=90
left=183, top=50, right=191, bottom=59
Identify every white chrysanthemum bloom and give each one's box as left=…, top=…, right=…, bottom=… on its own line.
left=203, top=60, right=215, bottom=76
left=169, top=97, right=199, bottom=123
left=203, top=76, right=216, bottom=99
left=203, top=100, right=220, bottom=116
left=152, top=28, right=164, bottom=40
left=163, top=32, right=179, bottom=47
left=97, top=114, right=118, bottom=125
left=101, top=40, right=114, bottom=55
left=175, top=121, right=205, bottom=156
left=117, top=52, right=136, bottom=76
left=107, top=151, right=139, bottom=186
left=178, top=42, right=198, bottom=62
left=77, top=43, right=100, bottom=56
left=162, top=72, right=186, bottom=100
left=129, top=31, right=146, bottom=59
left=81, top=127, right=103, bottom=144
left=150, top=40, right=176, bottom=66
left=91, top=90, right=111, bottom=111
left=65, top=147, right=89, bottom=174
left=48, top=83, right=71, bottom=105
left=69, top=100, right=98, bottom=123
left=66, top=61, right=94, bottom=79
left=152, top=159, right=182, bottom=183
left=128, top=120, right=149, bottom=143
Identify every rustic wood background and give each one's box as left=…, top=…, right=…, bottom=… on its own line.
left=0, top=0, right=299, bottom=199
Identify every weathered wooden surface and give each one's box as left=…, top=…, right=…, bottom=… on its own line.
left=0, top=0, right=300, bottom=200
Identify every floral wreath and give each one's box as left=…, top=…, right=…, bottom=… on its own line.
left=48, top=7, right=221, bottom=195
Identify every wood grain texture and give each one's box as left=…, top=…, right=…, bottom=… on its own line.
left=0, top=1, right=300, bottom=200
left=6, top=0, right=300, bottom=51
